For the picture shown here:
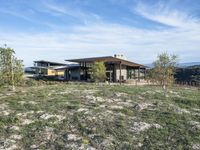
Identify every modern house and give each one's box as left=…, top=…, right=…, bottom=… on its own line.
left=33, top=60, right=67, bottom=77
left=65, top=55, right=146, bottom=83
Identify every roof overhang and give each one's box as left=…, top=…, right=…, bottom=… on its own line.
left=34, top=60, right=66, bottom=66
left=66, top=56, right=145, bottom=68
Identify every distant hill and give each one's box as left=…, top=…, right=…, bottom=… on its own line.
left=177, top=62, right=200, bottom=68
left=145, top=62, right=200, bottom=68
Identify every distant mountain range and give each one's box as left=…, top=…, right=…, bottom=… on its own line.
left=177, top=62, right=200, bottom=68
left=145, top=62, right=200, bottom=68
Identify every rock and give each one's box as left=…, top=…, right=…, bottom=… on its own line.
left=0, top=138, right=17, bottom=150
left=77, top=108, right=88, bottom=112
left=30, top=144, right=38, bottom=149
left=114, top=92, right=128, bottom=97
left=41, top=127, right=56, bottom=141
left=152, top=124, right=162, bottom=129
left=10, top=126, right=20, bottom=131
left=175, top=107, right=190, bottom=114
left=138, top=96, right=144, bottom=100
left=40, top=113, right=65, bottom=121
left=189, top=121, right=200, bottom=130
left=1, top=110, right=10, bottom=116
left=10, top=134, right=22, bottom=140
left=130, top=122, right=162, bottom=133
left=138, top=143, right=143, bottom=147
left=109, top=105, right=123, bottom=110
left=130, top=122, right=151, bottom=133
left=67, top=134, right=79, bottom=141
left=133, top=103, right=152, bottom=111
left=192, top=144, right=200, bottom=150
left=21, top=119, right=34, bottom=125
left=96, top=97, right=105, bottom=102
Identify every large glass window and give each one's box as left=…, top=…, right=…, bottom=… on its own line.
left=127, top=68, right=136, bottom=79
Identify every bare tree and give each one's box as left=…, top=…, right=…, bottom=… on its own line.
left=152, top=52, right=178, bottom=90
left=0, top=46, right=24, bottom=89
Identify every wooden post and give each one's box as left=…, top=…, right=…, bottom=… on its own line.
left=85, top=62, right=87, bottom=81
left=138, top=67, right=140, bottom=82
left=109, top=71, right=112, bottom=82
left=119, top=61, right=122, bottom=85
left=144, top=68, right=146, bottom=80
left=84, top=62, right=87, bottom=81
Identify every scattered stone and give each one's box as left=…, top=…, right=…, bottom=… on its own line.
left=16, top=111, right=34, bottom=117
left=40, top=113, right=65, bottom=121
left=1, top=110, right=10, bottom=116
left=43, top=127, right=55, bottom=140
left=10, top=126, right=20, bottom=131
left=130, top=122, right=151, bottom=133
left=0, top=103, right=8, bottom=109
left=192, top=108, right=200, bottom=112
left=36, top=110, right=45, bottom=114
left=109, top=105, right=123, bottom=110
left=175, top=107, right=190, bottom=114
left=30, top=144, right=38, bottom=149
left=133, top=103, right=153, bottom=111
left=59, top=91, right=72, bottom=95
left=152, top=124, right=163, bottom=129
left=67, top=134, right=81, bottom=141
left=18, top=101, right=37, bottom=105
left=145, top=91, right=156, bottom=94
left=21, top=119, right=34, bottom=125
left=138, top=96, right=144, bottom=100
left=0, top=138, right=17, bottom=150
left=28, top=101, right=37, bottom=105
left=192, top=144, right=200, bottom=150
left=83, top=89, right=99, bottom=95
left=193, top=113, right=200, bottom=117
left=96, top=97, right=105, bottom=102
left=130, top=122, right=162, bottom=133
left=114, top=92, right=128, bottom=97
left=138, top=143, right=143, bottom=147
left=189, top=121, right=200, bottom=130
left=10, top=134, right=22, bottom=140
left=85, top=146, right=97, bottom=150
left=99, top=104, right=106, bottom=108
left=155, top=90, right=162, bottom=93
left=116, top=101, right=131, bottom=107
left=18, top=101, right=26, bottom=105
left=77, top=108, right=89, bottom=112
left=169, top=91, right=178, bottom=94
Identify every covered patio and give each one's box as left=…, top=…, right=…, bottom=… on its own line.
left=65, top=56, right=146, bottom=83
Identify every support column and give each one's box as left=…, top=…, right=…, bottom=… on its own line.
left=138, top=67, right=140, bottom=82
left=119, top=61, right=122, bottom=85
left=84, top=62, right=87, bottom=81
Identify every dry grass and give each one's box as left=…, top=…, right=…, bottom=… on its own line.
left=0, top=83, right=200, bottom=149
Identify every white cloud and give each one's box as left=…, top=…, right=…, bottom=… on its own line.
left=1, top=21, right=200, bottom=67
left=40, top=0, right=102, bottom=24
left=0, top=1, right=199, bottom=67
left=134, top=2, right=200, bottom=28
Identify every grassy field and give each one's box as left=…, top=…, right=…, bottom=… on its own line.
left=0, top=83, right=200, bottom=150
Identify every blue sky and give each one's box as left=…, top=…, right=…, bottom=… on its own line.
left=0, top=0, right=200, bottom=66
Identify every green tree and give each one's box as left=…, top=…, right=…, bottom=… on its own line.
left=91, top=62, right=106, bottom=82
left=151, top=52, right=177, bottom=90
left=0, top=46, right=24, bottom=88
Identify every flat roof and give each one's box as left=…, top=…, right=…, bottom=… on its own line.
left=34, top=60, right=66, bottom=66
left=66, top=56, right=145, bottom=68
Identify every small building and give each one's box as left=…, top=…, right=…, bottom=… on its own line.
left=33, top=60, right=67, bottom=77
left=65, top=55, right=146, bottom=83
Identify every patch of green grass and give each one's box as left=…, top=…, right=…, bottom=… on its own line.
left=113, top=107, right=133, bottom=116
left=172, top=96, right=200, bottom=108
left=0, top=83, right=199, bottom=149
